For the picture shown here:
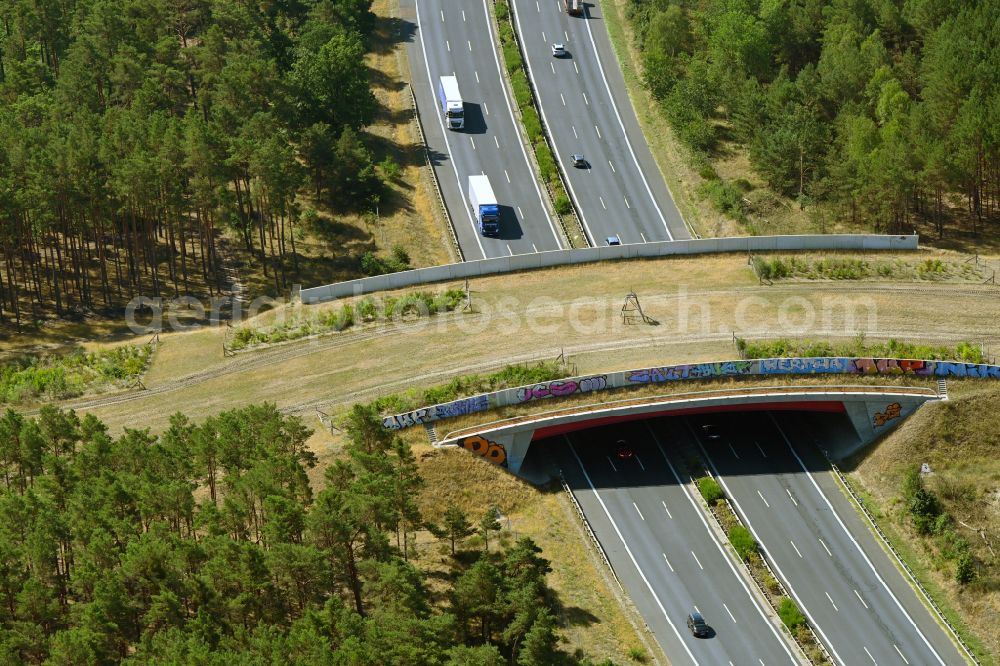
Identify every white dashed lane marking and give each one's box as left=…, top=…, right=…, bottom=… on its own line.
left=662, top=553, right=674, bottom=572
left=691, top=551, right=703, bottom=570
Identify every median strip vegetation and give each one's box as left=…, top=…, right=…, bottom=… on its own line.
left=695, top=469, right=830, bottom=664
left=494, top=0, right=586, bottom=247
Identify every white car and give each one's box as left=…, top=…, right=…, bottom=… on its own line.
left=551, top=43, right=567, bottom=57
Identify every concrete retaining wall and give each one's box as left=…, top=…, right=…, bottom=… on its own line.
left=301, top=234, right=918, bottom=304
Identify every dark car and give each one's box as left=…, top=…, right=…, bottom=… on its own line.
left=615, top=439, right=633, bottom=460
left=687, top=611, right=710, bottom=637
left=700, top=424, right=722, bottom=440
left=571, top=153, right=587, bottom=168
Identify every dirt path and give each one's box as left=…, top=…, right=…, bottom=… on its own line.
left=39, top=269, right=999, bottom=433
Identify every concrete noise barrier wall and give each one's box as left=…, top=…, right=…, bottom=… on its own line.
left=301, top=234, right=918, bottom=304
left=381, top=356, right=1000, bottom=431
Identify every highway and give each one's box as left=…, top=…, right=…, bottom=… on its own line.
left=550, top=422, right=800, bottom=665
left=509, top=0, right=689, bottom=244
left=402, top=0, right=565, bottom=260
left=690, top=411, right=967, bottom=666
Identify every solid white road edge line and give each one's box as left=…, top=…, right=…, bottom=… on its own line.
left=685, top=419, right=847, bottom=666
left=415, top=0, right=486, bottom=257
left=769, top=414, right=948, bottom=666
left=647, top=423, right=798, bottom=664
left=504, top=0, right=576, bottom=250
left=480, top=0, right=563, bottom=248
left=566, top=439, right=700, bottom=665
left=582, top=9, right=673, bottom=239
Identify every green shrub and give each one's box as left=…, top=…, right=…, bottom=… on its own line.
left=522, top=107, right=542, bottom=144
left=232, top=327, right=265, bottom=349
left=955, top=552, right=976, bottom=584
left=511, top=71, right=531, bottom=109
left=324, top=304, right=354, bottom=331
left=391, top=245, right=411, bottom=267
left=403, top=361, right=566, bottom=412
left=535, top=143, right=557, bottom=183
left=357, top=297, right=378, bottom=321
left=361, top=247, right=411, bottom=276
left=625, top=646, right=648, bottom=662
left=486, top=361, right=565, bottom=389
left=391, top=293, right=432, bottom=318
left=763, top=572, right=782, bottom=596
left=696, top=476, right=724, bottom=504
left=815, top=257, right=868, bottom=279
left=918, top=258, right=946, bottom=276
left=954, top=341, right=985, bottom=363
left=1, top=345, right=153, bottom=403
left=728, top=525, right=757, bottom=561
left=502, top=40, right=522, bottom=75
left=361, top=251, right=386, bottom=276
left=700, top=179, right=744, bottom=219
left=378, top=156, right=401, bottom=182
left=554, top=193, right=572, bottom=215
left=778, top=598, right=806, bottom=630
left=752, top=256, right=790, bottom=281
left=733, top=336, right=986, bottom=363
left=698, top=162, right=719, bottom=181
left=494, top=0, right=509, bottom=20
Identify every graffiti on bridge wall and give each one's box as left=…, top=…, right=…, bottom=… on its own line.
left=458, top=435, right=507, bottom=466
left=931, top=362, right=1000, bottom=378
left=758, top=357, right=853, bottom=374
left=627, top=361, right=753, bottom=384
left=873, top=402, right=902, bottom=427
left=851, top=358, right=934, bottom=375
left=382, top=394, right=490, bottom=430
left=380, top=357, right=1000, bottom=431
left=516, top=375, right=607, bottom=402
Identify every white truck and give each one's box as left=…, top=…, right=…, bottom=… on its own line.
left=438, top=75, right=464, bottom=130
left=468, top=175, right=500, bottom=236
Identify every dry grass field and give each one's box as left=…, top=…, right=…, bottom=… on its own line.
left=31, top=251, right=996, bottom=435
left=846, top=381, right=1000, bottom=664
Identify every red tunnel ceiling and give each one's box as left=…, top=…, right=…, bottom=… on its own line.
left=530, top=401, right=846, bottom=441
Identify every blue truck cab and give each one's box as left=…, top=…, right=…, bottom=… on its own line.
left=468, top=175, right=500, bottom=236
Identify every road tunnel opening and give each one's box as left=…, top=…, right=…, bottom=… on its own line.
left=521, top=409, right=865, bottom=489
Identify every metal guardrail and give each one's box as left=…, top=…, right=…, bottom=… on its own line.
left=559, top=470, right=622, bottom=591
left=408, top=83, right=463, bottom=263
left=828, top=463, right=980, bottom=665
left=499, top=0, right=587, bottom=248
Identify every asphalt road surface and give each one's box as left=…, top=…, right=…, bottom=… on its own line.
left=690, top=410, right=967, bottom=666
left=509, top=0, right=689, bottom=244
left=547, top=422, right=799, bottom=665
left=402, top=0, right=564, bottom=259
